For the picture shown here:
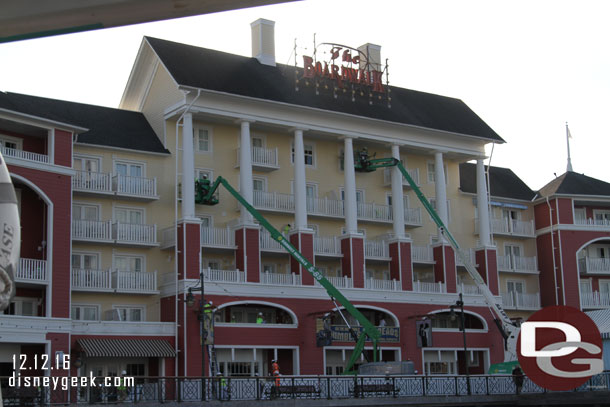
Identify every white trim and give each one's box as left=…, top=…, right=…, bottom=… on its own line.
left=112, top=252, right=146, bottom=273
left=111, top=304, right=146, bottom=322
left=216, top=300, right=299, bottom=326
left=113, top=157, right=147, bottom=177
left=0, top=134, right=24, bottom=149
left=3, top=156, right=74, bottom=175
left=70, top=303, right=101, bottom=321
left=113, top=204, right=147, bottom=224
left=290, top=139, right=317, bottom=169
left=426, top=308, right=489, bottom=331
left=421, top=347, right=490, bottom=375
left=75, top=142, right=169, bottom=156
left=0, top=108, right=88, bottom=133
left=329, top=304, right=399, bottom=327
left=73, top=152, right=104, bottom=171
left=193, top=124, right=213, bottom=154
left=48, top=128, right=55, bottom=165
left=214, top=345, right=300, bottom=375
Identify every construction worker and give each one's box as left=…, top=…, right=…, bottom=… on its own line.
left=216, top=372, right=228, bottom=400
left=282, top=224, right=291, bottom=236
left=203, top=300, right=214, bottom=314
left=256, top=312, right=264, bottom=324
left=271, top=359, right=280, bottom=387
left=117, top=370, right=128, bottom=401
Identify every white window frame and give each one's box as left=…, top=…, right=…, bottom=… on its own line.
left=386, top=193, right=410, bottom=208
left=506, top=279, right=525, bottom=294
left=251, top=133, right=266, bottom=149
left=197, top=214, right=213, bottom=228
left=113, top=205, right=146, bottom=225
left=426, top=161, right=448, bottom=184
left=71, top=304, right=101, bottom=321
left=429, top=198, right=451, bottom=223
left=72, top=202, right=101, bottom=221
left=112, top=305, right=145, bottom=321
left=504, top=244, right=523, bottom=257
left=4, top=296, right=38, bottom=316
left=252, top=176, right=267, bottom=192
left=113, top=253, right=145, bottom=273
left=72, top=251, right=101, bottom=270
left=74, top=154, right=103, bottom=172
left=291, top=140, right=316, bottom=168
left=593, top=210, right=610, bottom=222
left=194, top=125, right=213, bottom=153
left=0, top=134, right=23, bottom=150
left=114, top=159, right=146, bottom=178
left=339, top=187, right=364, bottom=203
left=195, top=168, right=213, bottom=182
left=599, top=279, right=610, bottom=294
left=574, top=207, right=586, bottom=223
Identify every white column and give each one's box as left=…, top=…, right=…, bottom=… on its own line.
left=293, top=129, right=308, bottom=230
left=48, top=129, right=55, bottom=165
left=239, top=120, right=254, bottom=223
left=434, top=151, right=448, bottom=240
left=391, top=144, right=405, bottom=238
left=343, top=137, right=358, bottom=234
left=476, top=158, right=492, bottom=246
left=182, top=113, right=195, bottom=219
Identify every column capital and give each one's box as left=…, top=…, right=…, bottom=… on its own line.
left=339, top=135, right=358, bottom=141
left=388, top=236, right=412, bottom=244
left=288, top=127, right=309, bottom=133
left=234, top=118, right=256, bottom=125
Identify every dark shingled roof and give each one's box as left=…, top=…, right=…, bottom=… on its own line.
left=537, top=171, right=610, bottom=198
left=459, top=163, right=535, bottom=201
left=146, top=37, right=504, bottom=143
left=0, top=92, right=169, bottom=154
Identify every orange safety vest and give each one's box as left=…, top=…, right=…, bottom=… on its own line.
left=271, top=362, right=280, bottom=375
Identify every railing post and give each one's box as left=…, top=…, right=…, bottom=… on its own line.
left=485, top=375, right=489, bottom=395
left=327, top=377, right=331, bottom=399
left=422, top=376, right=426, bottom=396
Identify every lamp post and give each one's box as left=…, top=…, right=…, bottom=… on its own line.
left=450, top=293, right=470, bottom=395
left=186, top=271, right=206, bottom=379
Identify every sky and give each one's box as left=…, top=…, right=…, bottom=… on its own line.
left=1, top=0, right=608, bottom=191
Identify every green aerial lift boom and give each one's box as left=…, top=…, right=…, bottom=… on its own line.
left=196, top=176, right=380, bottom=375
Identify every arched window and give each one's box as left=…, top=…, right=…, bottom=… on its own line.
left=216, top=302, right=296, bottom=325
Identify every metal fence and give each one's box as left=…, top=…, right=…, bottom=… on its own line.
left=2, top=372, right=610, bottom=405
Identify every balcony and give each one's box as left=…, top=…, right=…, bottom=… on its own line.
left=579, top=257, right=610, bottom=274
left=412, top=245, right=434, bottom=264
left=364, top=239, right=389, bottom=260
left=72, top=220, right=158, bottom=246
left=316, top=275, right=352, bottom=288
left=476, top=218, right=535, bottom=238
left=575, top=218, right=610, bottom=231
left=72, top=268, right=158, bottom=293
left=204, top=268, right=245, bottom=283
left=455, top=249, right=475, bottom=267
left=201, top=226, right=235, bottom=249
left=313, top=235, right=341, bottom=257
left=260, top=271, right=301, bottom=286
left=236, top=146, right=279, bottom=171
left=260, top=230, right=283, bottom=252
left=72, top=170, right=158, bottom=200
left=383, top=167, right=420, bottom=188
left=580, top=291, right=610, bottom=309
left=15, top=258, right=48, bottom=283
left=364, top=277, right=400, bottom=291
left=498, top=255, right=539, bottom=274
left=412, top=280, right=446, bottom=293
left=458, top=283, right=482, bottom=295
left=1, top=146, right=49, bottom=164
left=501, top=292, right=541, bottom=310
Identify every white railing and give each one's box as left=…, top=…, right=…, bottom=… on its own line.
left=160, top=226, right=175, bottom=249
left=383, top=167, right=420, bottom=186
left=1, top=146, right=49, bottom=163
left=412, top=280, right=445, bottom=293
left=236, top=147, right=279, bottom=168
left=316, top=275, right=352, bottom=288
left=72, top=219, right=112, bottom=241
left=365, top=277, right=399, bottom=291
left=260, top=230, right=283, bottom=251
left=498, top=255, right=538, bottom=273
left=114, top=270, right=157, bottom=292
left=481, top=218, right=535, bottom=237
left=260, top=272, right=300, bottom=285
left=575, top=218, right=610, bottom=228
left=365, top=240, right=388, bottom=258
left=73, top=171, right=113, bottom=193
left=253, top=190, right=294, bottom=212
left=16, top=258, right=47, bottom=282
left=455, top=249, right=475, bottom=266
left=201, top=226, right=234, bottom=247
left=307, top=197, right=344, bottom=217
left=404, top=207, right=422, bottom=225
left=501, top=292, right=541, bottom=309
left=580, top=291, right=610, bottom=308
left=114, top=174, right=157, bottom=198
left=71, top=268, right=112, bottom=291
left=357, top=202, right=392, bottom=222
left=114, top=222, right=157, bottom=244
left=313, top=236, right=341, bottom=256
left=412, top=245, right=434, bottom=263
left=458, top=283, right=482, bottom=295
left=203, top=268, right=245, bottom=283
left=579, top=257, right=610, bottom=274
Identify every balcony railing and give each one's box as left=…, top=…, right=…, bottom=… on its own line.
left=412, top=245, right=434, bottom=263
left=72, top=170, right=158, bottom=199
left=113, top=271, right=158, bottom=293
left=365, top=239, right=389, bottom=258
left=458, top=283, right=482, bottom=295
left=498, top=255, right=538, bottom=273
left=260, top=230, right=283, bottom=251
left=579, top=257, right=610, bottom=274
left=201, top=226, right=235, bottom=248
left=203, top=268, right=245, bottom=283
left=580, top=291, right=610, bottom=308
left=412, top=280, right=445, bottom=293
left=501, top=292, right=541, bottom=310
left=260, top=272, right=301, bottom=285
left=1, top=146, right=49, bottom=164
left=575, top=218, right=610, bottom=229
left=383, top=167, right=420, bottom=187
left=313, top=235, right=341, bottom=256
left=477, top=218, right=535, bottom=237
left=316, top=275, right=352, bottom=288
left=71, top=268, right=113, bottom=291
left=114, top=222, right=157, bottom=245
left=404, top=207, right=422, bottom=225
left=72, top=220, right=113, bottom=242
left=253, top=190, right=294, bottom=212
left=357, top=202, right=392, bottom=222
left=236, top=147, right=279, bottom=170
left=365, top=277, right=399, bottom=291
left=455, top=249, right=475, bottom=267
left=15, top=258, right=48, bottom=282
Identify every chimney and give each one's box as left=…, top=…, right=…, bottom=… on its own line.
left=251, top=18, right=276, bottom=66
left=357, top=43, right=382, bottom=72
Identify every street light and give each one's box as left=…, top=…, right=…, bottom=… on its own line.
left=450, top=293, right=471, bottom=395
left=186, top=271, right=206, bottom=379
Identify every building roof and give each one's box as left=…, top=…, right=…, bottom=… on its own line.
left=459, top=162, right=536, bottom=201
left=0, top=92, right=169, bottom=154
left=145, top=37, right=504, bottom=143
left=537, top=171, right=610, bottom=198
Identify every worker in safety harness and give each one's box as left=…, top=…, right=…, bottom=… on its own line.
left=271, top=359, right=280, bottom=386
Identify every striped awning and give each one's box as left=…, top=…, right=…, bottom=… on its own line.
left=77, top=338, right=175, bottom=358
